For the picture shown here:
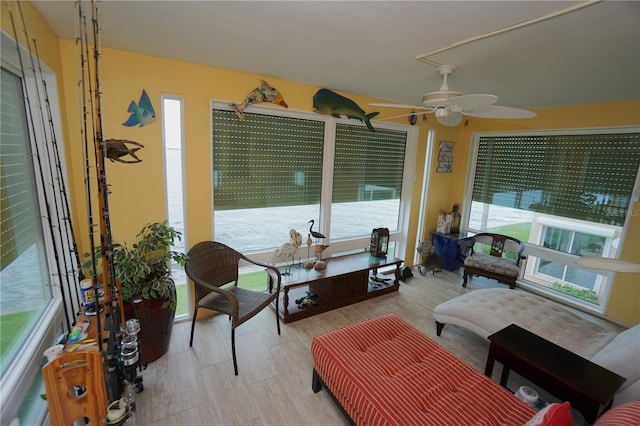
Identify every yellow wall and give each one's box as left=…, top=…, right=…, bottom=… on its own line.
left=55, top=41, right=640, bottom=325
left=7, top=1, right=638, bottom=325
left=1, top=1, right=71, bottom=167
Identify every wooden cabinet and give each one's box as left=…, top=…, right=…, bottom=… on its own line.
left=268, top=253, right=402, bottom=323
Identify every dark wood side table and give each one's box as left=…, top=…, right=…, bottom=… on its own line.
left=267, top=252, right=403, bottom=323
left=485, top=324, right=625, bottom=424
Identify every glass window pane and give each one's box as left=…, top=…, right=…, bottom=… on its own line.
left=163, top=97, right=188, bottom=317
left=543, top=228, right=572, bottom=252
left=473, top=133, right=640, bottom=228
left=0, top=67, right=50, bottom=372
left=331, top=124, right=407, bottom=239
left=468, top=131, right=639, bottom=309
left=212, top=109, right=325, bottom=252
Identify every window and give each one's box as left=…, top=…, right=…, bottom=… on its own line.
left=331, top=124, right=407, bottom=241
left=414, top=129, right=435, bottom=265
left=162, top=96, right=188, bottom=317
left=465, top=129, right=640, bottom=311
left=211, top=101, right=417, bottom=263
left=1, top=67, right=52, bottom=370
left=1, top=32, right=69, bottom=424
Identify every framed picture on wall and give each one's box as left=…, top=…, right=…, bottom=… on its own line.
left=437, top=141, right=454, bottom=173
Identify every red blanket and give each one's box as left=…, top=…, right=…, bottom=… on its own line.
left=312, top=314, right=536, bottom=426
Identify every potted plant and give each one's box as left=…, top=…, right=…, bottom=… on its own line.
left=112, top=220, right=187, bottom=362
left=83, top=221, right=187, bottom=362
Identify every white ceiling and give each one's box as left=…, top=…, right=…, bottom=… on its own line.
left=31, top=1, right=640, bottom=112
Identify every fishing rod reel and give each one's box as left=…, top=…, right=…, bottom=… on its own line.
left=120, top=319, right=144, bottom=386
left=104, top=318, right=145, bottom=425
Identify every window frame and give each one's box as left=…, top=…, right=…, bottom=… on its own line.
left=463, top=126, right=640, bottom=313
left=0, top=31, right=68, bottom=424
left=209, top=100, right=418, bottom=264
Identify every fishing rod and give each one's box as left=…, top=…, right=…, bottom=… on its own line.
left=77, top=3, right=101, bottom=298
left=17, top=1, right=81, bottom=320
left=90, top=0, right=119, bottom=313
left=87, top=0, right=128, bottom=402
left=32, top=37, right=84, bottom=316
left=76, top=0, right=110, bottom=388
left=7, top=5, right=71, bottom=331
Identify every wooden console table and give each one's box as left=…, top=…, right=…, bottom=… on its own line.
left=485, top=324, right=625, bottom=424
left=267, top=252, right=402, bottom=323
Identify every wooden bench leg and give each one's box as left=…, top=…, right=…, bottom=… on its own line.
left=312, top=368, right=323, bottom=393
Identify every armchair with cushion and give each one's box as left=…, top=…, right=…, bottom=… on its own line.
left=463, top=232, right=525, bottom=289
left=185, top=241, right=281, bottom=375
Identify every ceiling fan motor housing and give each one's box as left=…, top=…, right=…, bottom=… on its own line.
left=435, top=107, right=449, bottom=118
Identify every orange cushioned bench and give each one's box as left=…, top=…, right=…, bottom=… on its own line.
left=311, top=314, right=536, bottom=426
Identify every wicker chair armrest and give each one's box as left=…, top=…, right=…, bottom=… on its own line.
left=191, top=276, right=239, bottom=315
left=239, top=254, right=282, bottom=293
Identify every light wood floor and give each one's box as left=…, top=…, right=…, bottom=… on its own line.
left=127, top=268, right=549, bottom=426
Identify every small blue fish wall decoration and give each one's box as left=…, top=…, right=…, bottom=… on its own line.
left=312, top=89, right=379, bottom=132
left=230, top=80, right=289, bottom=120
left=123, top=89, right=157, bottom=127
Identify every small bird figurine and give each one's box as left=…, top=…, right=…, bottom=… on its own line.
left=305, top=233, right=313, bottom=266
left=308, top=219, right=326, bottom=240
left=314, top=244, right=330, bottom=260
left=272, top=229, right=302, bottom=273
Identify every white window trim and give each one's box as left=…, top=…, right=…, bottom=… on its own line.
left=209, top=100, right=418, bottom=263
left=1, top=29, right=68, bottom=424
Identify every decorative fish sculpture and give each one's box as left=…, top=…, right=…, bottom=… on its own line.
left=122, top=89, right=156, bottom=127
left=105, top=139, right=144, bottom=163
left=230, top=80, right=288, bottom=120
left=312, top=89, right=379, bottom=132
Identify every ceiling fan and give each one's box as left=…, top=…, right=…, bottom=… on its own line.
left=371, top=64, right=537, bottom=126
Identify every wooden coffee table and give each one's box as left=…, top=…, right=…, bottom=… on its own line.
left=485, top=324, right=625, bottom=424
left=267, top=252, right=402, bottom=323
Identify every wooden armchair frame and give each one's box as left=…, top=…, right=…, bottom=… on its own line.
left=462, top=233, right=525, bottom=289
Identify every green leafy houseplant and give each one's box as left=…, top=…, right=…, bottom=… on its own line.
left=112, top=221, right=187, bottom=311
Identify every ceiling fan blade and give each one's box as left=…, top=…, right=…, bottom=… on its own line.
left=464, top=105, right=537, bottom=119
left=436, top=111, right=463, bottom=126
left=377, top=110, right=429, bottom=121
left=448, top=94, right=498, bottom=111
left=369, top=102, right=428, bottom=110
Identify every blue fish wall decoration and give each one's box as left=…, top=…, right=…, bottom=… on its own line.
left=312, top=89, right=379, bottom=132
left=123, top=89, right=157, bottom=127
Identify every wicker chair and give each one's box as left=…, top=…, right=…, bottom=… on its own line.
left=185, top=241, right=281, bottom=375
left=462, top=233, right=525, bottom=289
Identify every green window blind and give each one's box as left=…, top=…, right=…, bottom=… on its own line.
left=212, top=109, right=325, bottom=210
left=0, top=67, right=40, bottom=269
left=333, top=124, right=407, bottom=203
left=473, top=133, right=640, bottom=226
